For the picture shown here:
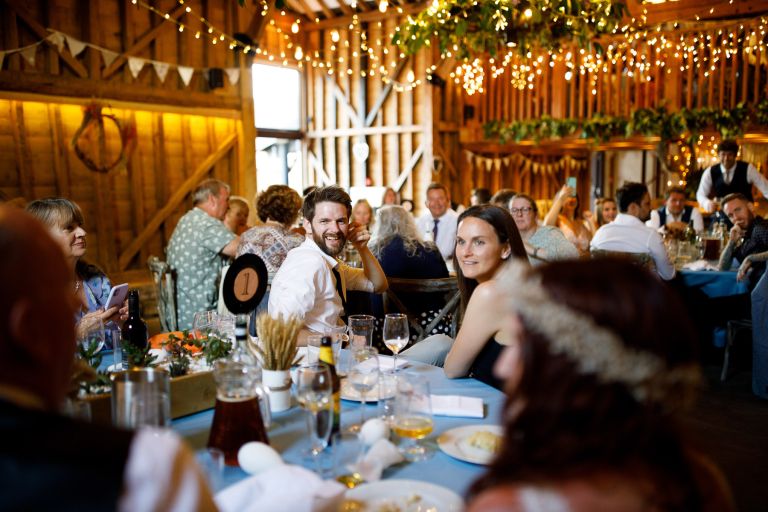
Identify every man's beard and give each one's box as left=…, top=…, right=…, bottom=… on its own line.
left=313, top=230, right=346, bottom=257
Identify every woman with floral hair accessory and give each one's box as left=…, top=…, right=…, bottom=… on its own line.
left=467, top=259, right=734, bottom=512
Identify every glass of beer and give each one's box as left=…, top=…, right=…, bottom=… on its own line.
left=295, top=364, right=333, bottom=475
left=392, top=374, right=434, bottom=461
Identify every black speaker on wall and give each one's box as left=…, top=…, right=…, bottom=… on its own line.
left=208, top=68, right=224, bottom=89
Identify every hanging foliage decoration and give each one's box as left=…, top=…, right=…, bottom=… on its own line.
left=71, top=104, right=137, bottom=174
left=393, top=0, right=627, bottom=60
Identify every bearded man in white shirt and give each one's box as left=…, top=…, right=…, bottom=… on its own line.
left=415, top=182, right=459, bottom=262
left=269, top=186, right=388, bottom=345
left=696, top=139, right=768, bottom=215
left=591, top=182, right=676, bottom=280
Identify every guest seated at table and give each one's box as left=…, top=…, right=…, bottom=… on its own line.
left=26, top=198, right=127, bottom=347
left=439, top=205, right=528, bottom=388
left=591, top=182, right=676, bottom=280
left=0, top=207, right=217, bottom=511
left=381, top=186, right=399, bottom=206
left=509, top=194, right=578, bottom=266
left=237, top=185, right=304, bottom=272
left=589, top=196, right=618, bottom=231
left=269, top=186, right=387, bottom=345
left=544, top=184, right=593, bottom=257
left=489, top=188, right=517, bottom=209
left=223, top=195, right=250, bottom=235
left=647, top=186, right=704, bottom=236
left=470, top=187, right=492, bottom=206
left=369, top=206, right=450, bottom=352
left=467, top=259, right=734, bottom=512
left=718, top=193, right=768, bottom=287
left=352, top=198, right=375, bottom=231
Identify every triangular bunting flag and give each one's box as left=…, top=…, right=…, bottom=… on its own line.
left=501, top=157, right=511, bottom=167
left=47, top=31, right=65, bottom=53
left=465, top=150, right=474, bottom=163
left=66, top=35, right=87, bottom=57
left=152, top=61, right=170, bottom=83
left=128, top=57, right=145, bottom=78
left=20, top=45, right=37, bottom=66
left=177, top=66, right=194, bottom=86
left=484, top=158, right=492, bottom=173
left=492, top=158, right=501, bottom=172
left=225, top=67, right=240, bottom=85
left=100, top=49, right=119, bottom=68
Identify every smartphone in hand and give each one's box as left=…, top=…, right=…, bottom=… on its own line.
left=104, top=283, right=129, bottom=311
left=566, top=177, right=577, bottom=195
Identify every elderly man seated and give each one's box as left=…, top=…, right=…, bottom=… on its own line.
left=718, top=193, right=768, bottom=287
left=591, top=181, right=675, bottom=280
left=0, top=207, right=216, bottom=510
left=647, top=186, right=704, bottom=235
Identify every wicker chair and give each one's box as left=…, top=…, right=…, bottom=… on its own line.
left=383, top=277, right=461, bottom=342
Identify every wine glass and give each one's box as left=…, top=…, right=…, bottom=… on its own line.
left=382, top=313, right=409, bottom=372
left=347, top=347, right=379, bottom=432
left=193, top=310, right=219, bottom=340
left=392, top=374, right=433, bottom=461
left=78, top=317, right=106, bottom=355
left=295, top=364, right=333, bottom=475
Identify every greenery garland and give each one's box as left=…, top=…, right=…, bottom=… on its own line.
left=484, top=102, right=768, bottom=145
left=393, top=0, right=627, bottom=60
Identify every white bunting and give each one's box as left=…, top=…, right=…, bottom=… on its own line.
left=152, top=61, right=170, bottom=83
left=128, top=57, right=145, bottom=78
left=20, top=45, right=37, bottom=66
left=177, top=66, right=194, bottom=86
left=66, top=35, right=87, bottom=57
left=47, top=31, right=66, bottom=53
left=484, top=158, right=493, bottom=173
left=100, top=49, right=119, bottom=68
left=225, top=67, right=240, bottom=85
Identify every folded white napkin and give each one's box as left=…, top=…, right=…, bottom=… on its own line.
left=360, top=355, right=409, bottom=371
left=356, top=438, right=404, bottom=482
left=424, top=394, right=485, bottom=418
left=215, top=464, right=346, bottom=512
left=684, top=259, right=719, bottom=271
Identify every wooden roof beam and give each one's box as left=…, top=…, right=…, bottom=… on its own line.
left=101, top=3, right=187, bottom=80
left=4, top=0, right=88, bottom=78
left=247, top=0, right=277, bottom=43
left=314, top=0, right=336, bottom=20
left=632, top=0, right=768, bottom=26
left=304, top=2, right=425, bottom=30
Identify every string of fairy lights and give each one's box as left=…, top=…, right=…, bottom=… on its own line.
left=129, top=0, right=767, bottom=97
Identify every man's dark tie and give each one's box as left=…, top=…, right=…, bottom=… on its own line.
left=432, top=218, right=439, bottom=241
left=331, top=266, right=347, bottom=323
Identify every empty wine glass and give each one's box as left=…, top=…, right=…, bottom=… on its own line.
left=347, top=347, right=379, bottom=432
left=382, top=313, right=409, bottom=372
left=392, top=374, right=433, bottom=461
left=78, top=317, right=105, bottom=355
left=193, top=310, right=219, bottom=340
left=295, top=364, right=333, bottom=475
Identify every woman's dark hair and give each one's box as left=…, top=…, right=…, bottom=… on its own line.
left=469, top=259, right=703, bottom=509
left=256, top=185, right=302, bottom=225
left=25, top=197, right=103, bottom=280
left=455, top=205, right=527, bottom=313
left=302, top=185, right=352, bottom=223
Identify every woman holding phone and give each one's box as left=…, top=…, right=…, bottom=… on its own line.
left=544, top=182, right=593, bottom=257
left=26, top=198, right=127, bottom=345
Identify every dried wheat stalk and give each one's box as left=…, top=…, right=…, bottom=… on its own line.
left=249, top=313, right=302, bottom=370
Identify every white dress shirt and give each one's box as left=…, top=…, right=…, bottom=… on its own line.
left=416, top=209, right=458, bottom=261
left=591, top=213, right=675, bottom=280
left=268, top=239, right=374, bottom=333
left=646, top=206, right=704, bottom=233
left=696, top=162, right=768, bottom=212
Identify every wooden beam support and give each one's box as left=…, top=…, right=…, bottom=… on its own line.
left=392, top=143, right=424, bottom=192
left=117, top=132, right=238, bottom=270
left=9, top=101, right=33, bottom=199
left=304, top=2, right=425, bottom=30
left=101, top=3, right=187, bottom=80
left=4, top=0, right=89, bottom=78
left=246, top=1, right=276, bottom=43
left=314, top=0, right=336, bottom=21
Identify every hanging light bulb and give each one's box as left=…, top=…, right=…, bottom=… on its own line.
left=291, top=21, right=300, bottom=33
left=295, top=46, right=303, bottom=60
left=331, top=30, right=340, bottom=43
left=378, top=0, right=387, bottom=13
left=406, top=69, right=415, bottom=82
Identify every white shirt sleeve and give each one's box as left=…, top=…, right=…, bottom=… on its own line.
left=691, top=207, right=704, bottom=233
left=696, top=168, right=716, bottom=213
left=646, top=210, right=661, bottom=230
left=269, top=260, right=321, bottom=322
left=119, top=428, right=218, bottom=512
left=648, top=231, right=675, bottom=280
left=747, top=164, right=768, bottom=199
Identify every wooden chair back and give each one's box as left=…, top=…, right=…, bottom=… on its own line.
left=384, top=277, right=461, bottom=342
left=147, top=256, right=178, bottom=332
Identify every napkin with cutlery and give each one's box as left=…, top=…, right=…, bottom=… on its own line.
left=215, top=464, right=346, bottom=512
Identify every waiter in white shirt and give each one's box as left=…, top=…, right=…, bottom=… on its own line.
left=269, top=185, right=388, bottom=345
left=647, top=186, right=704, bottom=234
left=696, top=139, right=768, bottom=214
left=415, top=182, right=459, bottom=262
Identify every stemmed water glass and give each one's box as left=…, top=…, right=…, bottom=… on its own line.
left=78, top=317, right=106, bottom=355
left=192, top=310, right=219, bottom=340
left=382, top=313, right=409, bottom=371
left=295, top=364, right=333, bottom=475
left=347, top=347, right=379, bottom=432
left=392, top=374, right=434, bottom=461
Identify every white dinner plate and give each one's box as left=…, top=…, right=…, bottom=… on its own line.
left=344, top=479, right=463, bottom=511
left=340, top=378, right=394, bottom=402
left=437, top=424, right=503, bottom=465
